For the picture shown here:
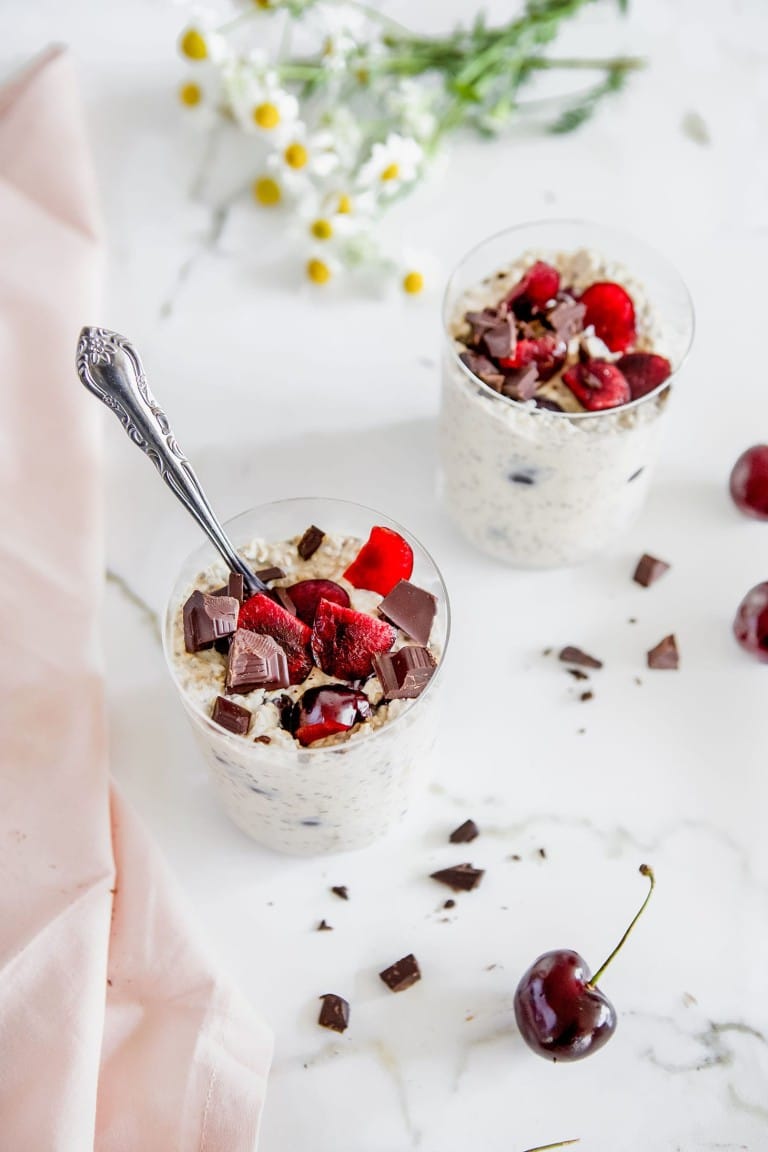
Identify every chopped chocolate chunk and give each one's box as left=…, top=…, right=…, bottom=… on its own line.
left=226, top=629, right=290, bottom=693
left=430, top=863, right=484, bottom=892
left=270, top=585, right=297, bottom=615
left=372, top=646, right=436, bottom=701
left=214, top=635, right=233, bottom=656
left=318, top=993, right=349, bottom=1033
left=183, top=590, right=239, bottom=653
left=298, top=525, right=325, bottom=560
left=378, top=580, right=437, bottom=646
left=459, top=350, right=504, bottom=392
left=558, top=646, right=603, bottom=670
left=501, top=363, right=539, bottom=401
left=537, top=847, right=547, bottom=859
left=449, top=819, right=479, bottom=844
left=211, top=695, right=251, bottom=736
left=482, top=313, right=516, bottom=360
left=379, top=954, right=421, bottom=993
left=465, top=307, right=502, bottom=346
left=509, top=853, right=522, bottom=862
left=212, top=573, right=245, bottom=603
left=331, top=885, right=348, bottom=900
left=317, top=919, right=333, bottom=932
left=580, top=690, right=594, bottom=702
left=547, top=297, right=586, bottom=341
left=254, top=565, right=285, bottom=584
left=510, top=470, right=536, bottom=485
left=254, top=734, right=272, bottom=744
left=443, top=899, right=455, bottom=909
left=647, top=634, right=679, bottom=669
left=535, top=397, right=565, bottom=412
left=567, top=667, right=589, bottom=681
left=633, top=553, right=670, bottom=588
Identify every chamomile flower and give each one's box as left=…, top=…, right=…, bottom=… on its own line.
left=305, top=251, right=340, bottom=286
left=357, top=133, right=423, bottom=197
left=397, top=249, right=440, bottom=298
left=267, top=125, right=340, bottom=189
left=385, top=80, right=439, bottom=144
left=178, top=9, right=230, bottom=66
left=226, top=66, right=299, bottom=141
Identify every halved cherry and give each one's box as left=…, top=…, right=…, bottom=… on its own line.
left=616, top=352, right=672, bottom=400
left=311, top=598, right=395, bottom=680
left=580, top=282, right=636, bottom=352
left=562, top=360, right=630, bottom=411
left=287, top=579, right=350, bottom=626
left=505, top=261, right=561, bottom=314
left=343, top=526, right=413, bottom=597
left=292, top=685, right=373, bottom=746
left=499, top=334, right=566, bottom=382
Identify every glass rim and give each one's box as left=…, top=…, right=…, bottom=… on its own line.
left=162, top=495, right=451, bottom=756
left=441, top=216, right=696, bottom=421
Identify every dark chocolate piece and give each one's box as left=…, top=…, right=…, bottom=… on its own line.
left=558, top=646, right=603, bottom=670
left=580, top=690, right=594, bottom=702
left=273, top=693, right=295, bottom=730
left=430, top=863, right=484, bottom=892
left=298, top=525, right=325, bottom=560
left=379, top=954, right=421, bottom=993
left=567, top=668, right=589, bottom=681
left=372, top=646, right=436, bottom=701
left=318, top=993, right=349, bottom=1033
left=482, top=313, right=516, bottom=360
left=212, top=573, right=245, bottom=603
left=501, top=363, right=539, bottom=401
left=458, top=350, right=504, bottom=391
left=226, top=629, right=290, bottom=692
left=647, top=634, right=679, bottom=670
left=254, top=565, right=285, bottom=583
left=537, top=847, right=547, bottom=859
left=444, top=899, right=455, bottom=909
left=317, top=919, right=333, bottom=932
left=254, top=734, right=272, bottom=744
left=331, top=885, right=348, bottom=900
left=183, top=590, right=239, bottom=653
left=214, top=635, right=233, bottom=656
left=449, top=819, right=479, bottom=844
left=547, top=297, right=586, bottom=341
left=211, top=695, right=251, bottom=736
left=271, top=586, right=297, bottom=615
left=465, top=307, right=502, bottom=346
left=535, top=397, right=565, bottom=412
left=633, top=553, right=670, bottom=588
left=378, top=580, right=437, bottom=646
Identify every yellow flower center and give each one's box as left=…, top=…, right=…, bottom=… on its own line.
left=179, top=82, right=203, bottom=107
left=253, top=102, right=281, bottom=130
left=284, top=142, right=308, bottom=170
left=402, top=271, right=425, bottom=296
left=336, top=194, right=352, bottom=215
left=307, top=258, right=332, bottom=285
left=179, top=28, right=207, bottom=61
left=252, top=176, right=282, bottom=206
left=380, top=162, right=400, bottom=182
left=310, top=218, right=333, bottom=241
left=322, top=36, right=334, bottom=57
left=253, top=0, right=272, bottom=6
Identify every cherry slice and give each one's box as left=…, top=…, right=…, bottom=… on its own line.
left=580, top=281, right=636, bottom=352
left=498, top=334, right=566, bottom=382
left=311, top=598, right=396, bottom=680
left=343, top=526, right=414, bottom=597
left=616, top=352, right=672, bottom=401
left=505, top=261, right=561, bottom=314
left=562, top=360, right=630, bottom=411
left=287, top=579, right=351, bottom=626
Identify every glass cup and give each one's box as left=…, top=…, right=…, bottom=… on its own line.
left=162, top=497, right=450, bottom=856
left=439, top=220, right=695, bottom=567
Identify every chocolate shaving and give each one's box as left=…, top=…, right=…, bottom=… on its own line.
left=331, top=885, right=348, bottom=900
left=298, top=525, right=325, bottom=560
left=459, top=350, right=504, bottom=392
left=379, top=954, right=421, bottom=993
left=558, top=646, right=603, bottom=670
left=373, top=646, right=436, bottom=701
left=567, top=668, right=589, bottom=681
left=501, top=363, right=539, bottom=401
left=580, top=690, right=594, bottom=702
left=647, top=634, right=679, bottom=670
left=317, top=919, right=333, bottom=932
left=226, top=629, right=290, bottom=693
left=449, top=819, right=479, bottom=844
left=211, top=695, right=251, bottom=736
left=183, top=590, right=239, bottom=653
left=378, top=580, right=437, bottom=646
left=318, top=993, right=349, bottom=1033
left=430, top=863, right=484, bottom=892
left=633, top=553, right=670, bottom=588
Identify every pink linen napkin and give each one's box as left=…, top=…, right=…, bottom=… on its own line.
left=0, top=47, right=272, bottom=1151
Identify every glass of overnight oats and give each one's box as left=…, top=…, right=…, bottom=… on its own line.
left=440, top=220, right=695, bottom=567
left=163, top=497, right=450, bottom=856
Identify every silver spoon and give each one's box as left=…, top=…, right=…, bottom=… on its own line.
left=76, top=327, right=267, bottom=595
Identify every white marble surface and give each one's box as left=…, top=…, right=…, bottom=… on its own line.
left=7, top=0, right=768, bottom=1147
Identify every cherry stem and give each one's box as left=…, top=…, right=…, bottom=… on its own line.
left=590, top=864, right=655, bottom=988
left=522, top=1141, right=580, bottom=1152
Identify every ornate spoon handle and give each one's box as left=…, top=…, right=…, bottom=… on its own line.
left=76, top=327, right=266, bottom=595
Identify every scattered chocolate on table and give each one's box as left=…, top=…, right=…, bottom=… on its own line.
left=317, top=920, right=333, bottom=932
left=430, top=863, right=485, bottom=892
left=318, top=993, right=349, bottom=1033
left=449, top=819, right=479, bottom=844
left=633, top=553, right=670, bottom=588
left=379, top=954, right=421, bottom=993
left=331, top=885, right=349, bottom=900
left=558, top=646, right=603, bottom=670
left=647, top=634, right=679, bottom=669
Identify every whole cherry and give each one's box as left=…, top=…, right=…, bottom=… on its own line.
left=514, top=864, right=655, bottom=1062
left=733, top=582, right=768, bottom=662
left=729, top=445, right=768, bottom=520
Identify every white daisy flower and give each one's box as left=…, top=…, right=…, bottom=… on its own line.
left=267, top=124, right=340, bottom=188
left=177, top=7, right=232, bottom=66
left=357, top=133, right=423, bottom=196
left=226, top=65, right=300, bottom=141
left=176, top=69, right=221, bottom=126
left=305, top=249, right=341, bottom=286
left=397, top=248, right=441, bottom=298
left=385, top=80, right=439, bottom=144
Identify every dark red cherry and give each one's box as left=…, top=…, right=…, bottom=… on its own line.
left=291, top=685, right=373, bottom=746
left=514, top=949, right=616, bottom=1061
left=514, top=864, right=655, bottom=1062
left=729, top=445, right=768, bottom=520
left=287, top=579, right=350, bottom=626
left=733, top=582, right=768, bottom=662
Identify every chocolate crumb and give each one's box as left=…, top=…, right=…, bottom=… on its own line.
left=318, top=993, right=349, bottom=1033
left=510, top=471, right=536, bottom=485
left=298, top=525, right=325, bottom=560
left=580, top=690, right=594, bottom=702
left=331, top=885, right=349, bottom=900
left=559, top=646, right=603, bottom=669
left=628, top=617, right=638, bottom=624
left=537, top=847, right=547, bottom=859
left=633, top=553, right=671, bottom=588
left=379, top=953, right=421, bottom=993
left=430, top=863, right=484, bottom=892
left=634, top=676, right=643, bottom=686
left=449, top=819, right=479, bottom=844
left=647, top=634, right=679, bottom=669
left=254, top=734, right=272, bottom=744
left=443, top=899, right=456, bottom=909
left=542, top=647, right=553, bottom=657
left=628, top=467, right=645, bottom=482
left=567, top=668, right=589, bottom=681
left=577, top=727, right=586, bottom=735
left=509, top=853, right=522, bottom=862
left=317, top=919, right=333, bottom=932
